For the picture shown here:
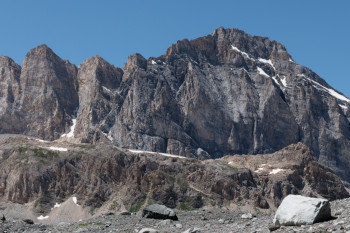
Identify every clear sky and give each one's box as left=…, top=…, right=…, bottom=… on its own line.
left=1, top=0, right=349, bottom=97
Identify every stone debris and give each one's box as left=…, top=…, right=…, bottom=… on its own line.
left=1, top=197, right=350, bottom=232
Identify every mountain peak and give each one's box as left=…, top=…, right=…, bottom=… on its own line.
left=23, top=44, right=61, bottom=63
left=0, top=55, right=20, bottom=68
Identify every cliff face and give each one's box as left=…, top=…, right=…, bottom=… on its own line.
left=0, top=56, right=21, bottom=133
left=1, top=28, right=350, bottom=182
left=0, top=45, right=79, bottom=139
left=0, top=137, right=347, bottom=214
left=74, top=55, right=123, bottom=143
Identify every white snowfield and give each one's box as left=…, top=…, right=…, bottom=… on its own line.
left=281, top=76, right=287, bottom=87
left=128, top=149, right=186, bottom=159
left=41, top=146, right=68, bottom=152
left=102, top=131, right=114, bottom=142
left=254, top=164, right=285, bottom=175
left=102, top=86, right=111, bottom=93
left=54, top=203, right=61, bottom=208
left=37, top=215, right=49, bottom=220
left=73, top=196, right=79, bottom=206
left=299, top=74, right=350, bottom=104
left=257, top=58, right=276, bottom=70
left=269, top=168, right=285, bottom=175
left=257, top=67, right=269, bottom=77
left=231, top=45, right=253, bottom=60
left=339, top=104, right=348, bottom=110
left=34, top=138, right=50, bottom=143
left=61, top=119, right=76, bottom=138
left=151, top=60, right=157, bottom=65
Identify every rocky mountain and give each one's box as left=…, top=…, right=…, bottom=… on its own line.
left=1, top=27, right=350, bottom=184
left=0, top=45, right=78, bottom=139
left=0, top=137, right=348, bottom=217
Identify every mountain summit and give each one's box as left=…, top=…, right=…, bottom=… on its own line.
left=1, top=27, right=350, bottom=183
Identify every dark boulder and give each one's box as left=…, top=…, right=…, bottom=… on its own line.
left=142, top=204, right=178, bottom=220
left=23, top=219, right=34, bottom=224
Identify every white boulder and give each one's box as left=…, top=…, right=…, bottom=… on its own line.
left=273, top=195, right=331, bottom=226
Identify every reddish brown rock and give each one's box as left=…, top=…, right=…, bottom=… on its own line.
left=0, top=137, right=347, bottom=214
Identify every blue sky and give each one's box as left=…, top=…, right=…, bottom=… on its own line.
left=1, top=0, right=349, bottom=97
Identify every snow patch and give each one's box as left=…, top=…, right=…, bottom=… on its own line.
left=299, top=74, right=350, bottom=103
left=107, top=131, right=113, bottom=142
left=289, top=58, right=295, bottom=63
left=254, top=167, right=264, bottom=173
left=102, top=86, right=111, bottom=93
left=34, top=138, right=50, bottom=143
left=281, top=76, right=287, bottom=87
left=254, top=164, right=268, bottom=173
left=240, top=67, right=248, bottom=73
left=231, top=45, right=253, bottom=60
left=151, top=60, right=157, bottom=65
left=258, top=58, right=275, bottom=70
left=72, top=197, right=79, bottom=206
left=54, top=202, right=61, bottom=208
left=272, top=76, right=279, bottom=84
left=269, top=168, right=285, bottom=175
left=339, top=104, right=348, bottom=110
left=128, top=149, right=186, bottom=159
left=61, top=119, right=76, bottom=138
left=257, top=67, right=269, bottom=77
left=37, top=215, right=49, bottom=220
left=102, top=131, right=114, bottom=142
left=42, top=146, right=68, bottom=152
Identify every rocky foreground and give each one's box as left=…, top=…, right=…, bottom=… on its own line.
left=1, top=197, right=350, bottom=233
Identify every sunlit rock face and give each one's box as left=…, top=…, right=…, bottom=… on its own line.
left=1, top=28, right=350, bottom=182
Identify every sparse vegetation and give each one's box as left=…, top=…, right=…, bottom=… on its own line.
left=79, top=222, right=104, bottom=227
left=177, top=202, right=193, bottom=211
left=129, top=200, right=145, bottom=213
left=18, top=146, right=58, bottom=159
left=158, top=171, right=175, bottom=183
left=77, top=144, right=95, bottom=149
left=176, top=177, right=189, bottom=187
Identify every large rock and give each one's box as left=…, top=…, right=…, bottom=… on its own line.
left=273, top=195, right=331, bottom=226
left=142, top=204, right=178, bottom=220
left=138, top=228, right=159, bottom=233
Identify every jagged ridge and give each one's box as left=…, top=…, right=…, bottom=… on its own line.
left=1, top=28, right=350, bottom=183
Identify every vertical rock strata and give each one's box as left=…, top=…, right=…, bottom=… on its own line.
left=0, top=28, right=350, bottom=182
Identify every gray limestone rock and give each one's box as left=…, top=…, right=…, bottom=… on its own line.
left=273, top=195, right=331, bottom=226
left=138, top=228, right=159, bottom=233
left=1, top=27, right=350, bottom=184
left=142, top=204, right=178, bottom=220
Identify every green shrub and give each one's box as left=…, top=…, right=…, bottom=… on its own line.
left=129, top=201, right=144, bottom=213
left=177, top=202, right=193, bottom=211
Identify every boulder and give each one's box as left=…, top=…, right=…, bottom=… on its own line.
left=142, top=204, right=178, bottom=220
left=273, top=195, right=331, bottom=226
left=138, top=228, right=159, bottom=233
left=241, top=213, right=254, bottom=219
left=119, top=211, right=131, bottom=216
left=23, top=219, right=34, bottom=224
left=182, top=228, right=202, bottom=233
